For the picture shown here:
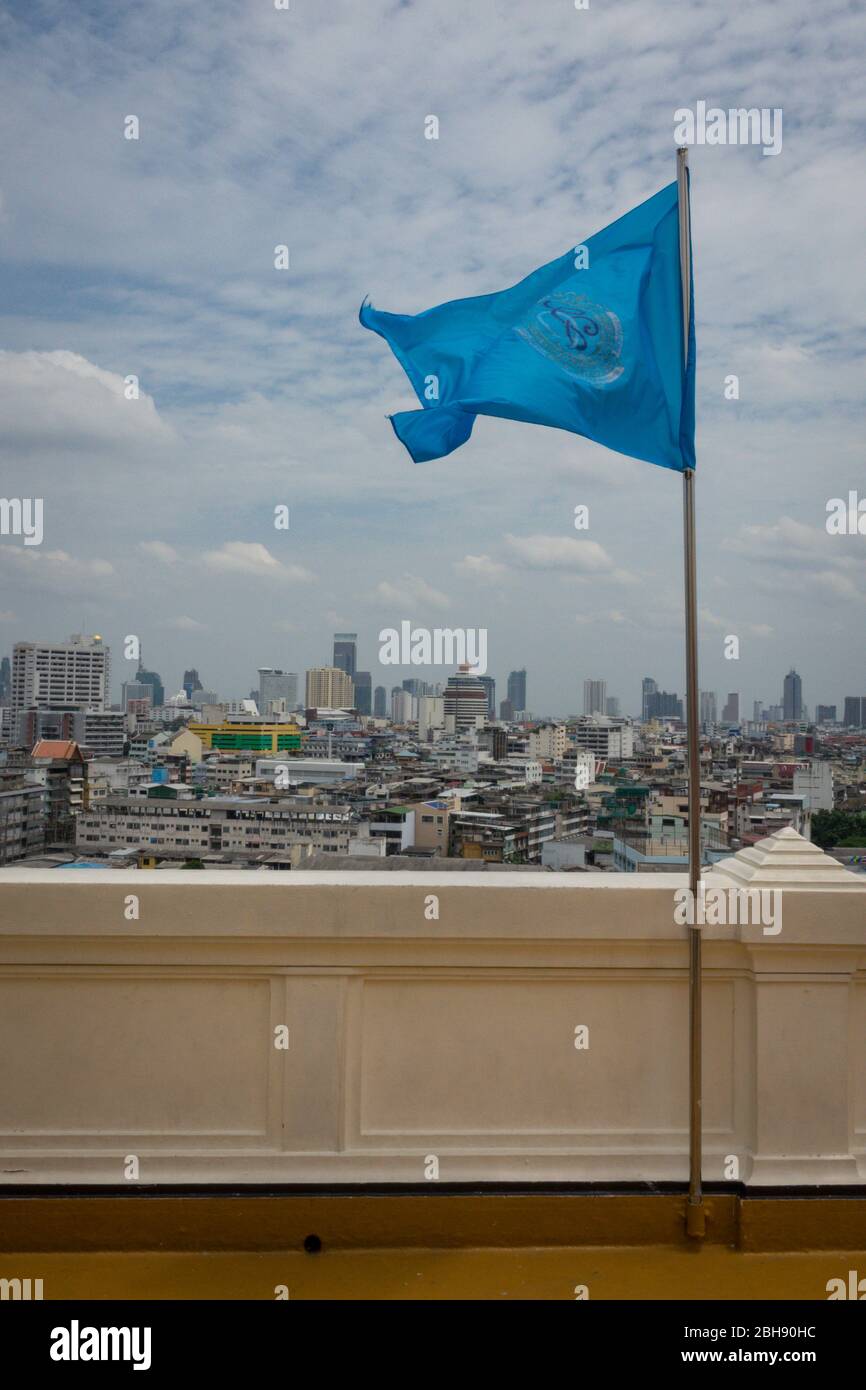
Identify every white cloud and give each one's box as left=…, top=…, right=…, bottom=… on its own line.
left=505, top=533, right=621, bottom=575
left=374, top=574, right=450, bottom=610
left=0, top=546, right=114, bottom=596
left=166, top=615, right=206, bottom=631
left=139, top=540, right=179, bottom=565
left=202, top=541, right=313, bottom=582
left=0, top=350, right=173, bottom=452
left=454, top=553, right=506, bottom=580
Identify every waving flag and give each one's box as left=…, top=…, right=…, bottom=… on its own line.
left=360, top=180, right=695, bottom=472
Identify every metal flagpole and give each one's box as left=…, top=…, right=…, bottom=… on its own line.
left=677, top=145, right=705, bottom=1238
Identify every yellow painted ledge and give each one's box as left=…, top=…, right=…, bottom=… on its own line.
left=2, top=1248, right=864, bottom=1301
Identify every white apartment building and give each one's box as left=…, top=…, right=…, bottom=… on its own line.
left=11, top=635, right=109, bottom=714
left=529, top=723, right=567, bottom=761
left=390, top=689, right=416, bottom=724
left=72, top=709, right=126, bottom=757
left=572, top=716, right=634, bottom=760
left=793, top=761, right=834, bottom=813
left=583, top=679, right=607, bottom=716
left=77, top=791, right=355, bottom=857
left=417, top=694, right=445, bottom=740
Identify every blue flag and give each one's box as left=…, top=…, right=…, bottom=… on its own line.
left=360, top=180, right=695, bottom=472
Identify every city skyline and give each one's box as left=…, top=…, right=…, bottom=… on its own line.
left=3, top=629, right=860, bottom=726
left=0, top=4, right=863, bottom=716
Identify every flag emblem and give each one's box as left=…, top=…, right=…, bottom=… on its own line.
left=516, top=293, right=624, bottom=386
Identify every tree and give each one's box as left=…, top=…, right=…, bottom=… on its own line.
left=811, top=809, right=866, bottom=849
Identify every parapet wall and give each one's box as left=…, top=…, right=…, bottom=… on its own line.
left=0, top=831, right=864, bottom=1186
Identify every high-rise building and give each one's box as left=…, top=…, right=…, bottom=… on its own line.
left=0, top=655, right=10, bottom=702
left=641, top=676, right=658, bottom=722
left=500, top=698, right=515, bottom=721
left=583, top=679, right=607, bottom=716
left=121, top=680, right=152, bottom=712
left=258, top=668, right=298, bottom=715
left=332, top=633, right=357, bottom=680
left=507, top=669, right=527, bottom=714
left=478, top=675, right=496, bottom=719
left=753, top=700, right=764, bottom=723
left=605, top=696, right=620, bottom=718
left=135, top=660, right=164, bottom=711
left=783, top=668, right=802, bottom=722
left=700, top=691, right=717, bottom=726
left=305, top=666, right=354, bottom=709
left=353, top=671, right=372, bottom=716
left=646, top=690, right=682, bottom=720
left=182, top=669, right=201, bottom=700
left=11, top=635, right=110, bottom=714
left=722, top=692, right=740, bottom=724
left=373, top=685, right=387, bottom=718
left=402, top=677, right=433, bottom=698
left=815, top=705, right=837, bottom=724
left=391, top=688, right=415, bottom=723
left=418, top=695, right=445, bottom=740
left=445, top=665, right=488, bottom=733
left=843, top=696, right=864, bottom=728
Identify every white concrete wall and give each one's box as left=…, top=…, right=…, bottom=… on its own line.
left=0, top=833, right=865, bottom=1186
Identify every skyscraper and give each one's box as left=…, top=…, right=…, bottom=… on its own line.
left=783, top=668, right=802, bottom=721
left=445, top=665, right=488, bottom=733
left=135, top=658, right=164, bottom=711
left=699, top=691, right=717, bottom=725
left=353, top=670, right=372, bottom=715
left=722, top=692, right=740, bottom=724
left=391, top=688, right=415, bottom=723
left=373, top=685, right=387, bottom=717
left=11, top=635, right=110, bottom=714
left=641, top=676, right=658, bottom=722
left=332, top=633, right=357, bottom=679
left=843, top=696, right=864, bottom=728
left=646, top=690, right=683, bottom=720
left=182, top=668, right=201, bottom=700
left=305, top=666, right=353, bottom=708
left=507, top=669, right=527, bottom=714
left=0, top=655, right=11, bottom=701
left=258, top=668, right=298, bottom=714
left=478, top=675, right=496, bottom=718
left=583, top=679, right=607, bottom=715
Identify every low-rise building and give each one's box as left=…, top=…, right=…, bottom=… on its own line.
left=76, top=786, right=355, bottom=859
left=0, top=771, right=45, bottom=864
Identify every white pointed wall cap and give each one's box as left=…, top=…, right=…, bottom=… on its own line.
left=709, top=825, right=866, bottom=890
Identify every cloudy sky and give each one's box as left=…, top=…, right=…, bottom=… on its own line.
left=0, top=0, right=863, bottom=716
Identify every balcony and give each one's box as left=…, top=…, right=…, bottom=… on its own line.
left=1, top=827, right=865, bottom=1297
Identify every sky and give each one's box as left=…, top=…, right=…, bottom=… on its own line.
left=0, top=0, right=864, bottom=718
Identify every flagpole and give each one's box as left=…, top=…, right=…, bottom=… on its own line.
left=677, top=145, right=705, bottom=1238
